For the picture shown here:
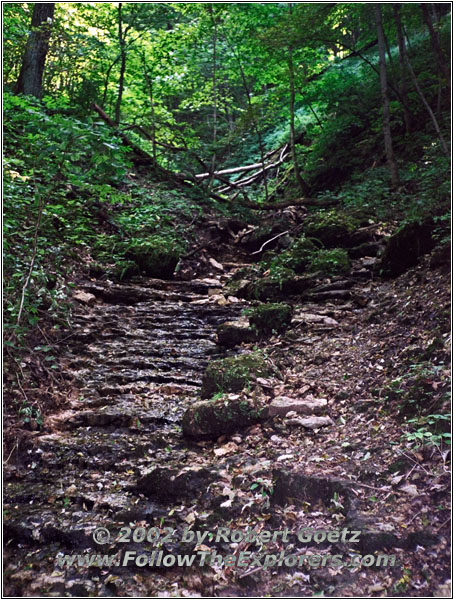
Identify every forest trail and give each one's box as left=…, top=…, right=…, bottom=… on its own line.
left=4, top=250, right=450, bottom=597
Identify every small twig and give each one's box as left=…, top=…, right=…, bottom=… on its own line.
left=347, top=481, right=391, bottom=492
left=15, top=183, right=44, bottom=329
left=250, top=230, right=289, bottom=255
left=15, top=374, right=28, bottom=403
left=4, top=442, right=19, bottom=465
left=435, top=516, right=451, bottom=533
left=396, top=449, right=431, bottom=475
left=407, top=508, right=425, bottom=526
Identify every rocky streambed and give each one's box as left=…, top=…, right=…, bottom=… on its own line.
left=4, top=261, right=451, bottom=597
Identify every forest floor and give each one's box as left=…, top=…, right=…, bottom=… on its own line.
left=3, top=208, right=451, bottom=598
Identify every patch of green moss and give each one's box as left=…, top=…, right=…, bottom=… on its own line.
left=307, top=248, right=350, bottom=276
left=304, top=210, right=359, bottom=247
left=182, top=395, right=266, bottom=439
left=201, top=351, right=273, bottom=399
left=248, top=303, right=293, bottom=334
left=261, top=236, right=317, bottom=275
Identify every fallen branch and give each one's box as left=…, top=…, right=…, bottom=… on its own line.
left=251, top=230, right=289, bottom=255
left=92, top=103, right=155, bottom=165
left=242, top=196, right=338, bottom=210
left=217, top=152, right=290, bottom=193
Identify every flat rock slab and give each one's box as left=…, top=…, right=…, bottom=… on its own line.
left=135, top=466, right=218, bottom=501
left=268, top=396, right=327, bottom=417
left=73, top=291, right=97, bottom=305
left=272, top=469, right=358, bottom=516
left=217, top=318, right=258, bottom=347
left=286, top=415, right=333, bottom=429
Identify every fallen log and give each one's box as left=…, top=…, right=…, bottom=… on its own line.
left=195, top=145, right=285, bottom=180
left=217, top=152, right=290, bottom=193
left=92, top=103, right=155, bottom=166
left=241, top=196, right=339, bottom=210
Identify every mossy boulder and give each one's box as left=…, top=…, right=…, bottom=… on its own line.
left=217, top=318, right=259, bottom=348
left=304, top=210, right=359, bottom=248
left=307, top=248, right=351, bottom=276
left=249, top=303, right=293, bottom=334
left=245, top=273, right=315, bottom=301
left=287, top=237, right=318, bottom=272
left=379, top=219, right=435, bottom=277
left=261, top=237, right=318, bottom=275
left=182, top=394, right=266, bottom=439
left=125, top=240, right=181, bottom=279
left=201, top=352, right=273, bottom=399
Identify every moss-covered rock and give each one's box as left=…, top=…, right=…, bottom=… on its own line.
left=217, top=319, right=259, bottom=347
left=261, top=237, right=318, bottom=275
left=379, top=219, right=435, bottom=277
left=125, top=239, right=181, bottom=279
left=308, top=248, right=351, bottom=276
left=249, top=303, right=293, bottom=334
left=245, top=273, right=315, bottom=301
left=201, top=352, right=273, bottom=399
left=304, top=210, right=359, bottom=248
left=182, top=394, right=266, bottom=439
left=286, top=237, right=318, bottom=272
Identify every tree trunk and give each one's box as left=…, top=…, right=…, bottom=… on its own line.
left=393, top=4, right=413, bottom=134
left=114, top=3, right=127, bottom=125
left=208, top=5, right=218, bottom=189
left=288, top=4, right=308, bottom=195
left=142, top=54, right=157, bottom=164
left=401, top=31, right=449, bottom=155
left=14, top=3, right=55, bottom=98
left=420, top=3, right=449, bottom=84
left=222, top=29, right=269, bottom=200
left=375, top=4, right=400, bottom=187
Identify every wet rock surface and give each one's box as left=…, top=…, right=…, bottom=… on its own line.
left=4, top=258, right=451, bottom=597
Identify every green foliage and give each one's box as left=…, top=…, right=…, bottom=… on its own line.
left=260, top=236, right=349, bottom=279
left=201, top=351, right=272, bottom=399
left=18, top=403, right=43, bottom=429
left=308, top=248, right=350, bottom=276
left=403, top=414, right=451, bottom=448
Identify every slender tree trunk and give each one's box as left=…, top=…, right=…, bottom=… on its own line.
left=208, top=5, right=218, bottom=189
left=288, top=4, right=309, bottom=195
left=222, top=29, right=269, bottom=200
left=114, top=3, right=126, bottom=125
left=421, top=3, right=449, bottom=84
left=142, top=54, right=157, bottom=164
left=401, top=25, right=449, bottom=155
left=393, top=4, right=413, bottom=134
left=375, top=4, right=400, bottom=187
left=14, top=3, right=55, bottom=98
